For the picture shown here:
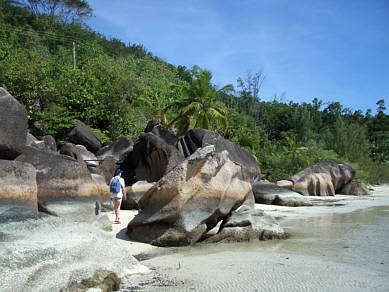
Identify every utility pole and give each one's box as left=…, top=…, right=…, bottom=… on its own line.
left=72, top=41, right=76, bottom=69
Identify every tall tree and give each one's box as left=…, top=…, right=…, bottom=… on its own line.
left=14, top=0, right=92, bottom=23
left=237, top=71, right=265, bottom=100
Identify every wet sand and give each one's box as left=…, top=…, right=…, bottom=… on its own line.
left=115, top=185, right=389, bottom=292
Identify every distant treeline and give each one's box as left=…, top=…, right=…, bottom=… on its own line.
left=0, top=0, right=388, bottom=183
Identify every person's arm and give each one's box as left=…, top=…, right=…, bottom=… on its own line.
left=121, top=180, right=126, bottom=200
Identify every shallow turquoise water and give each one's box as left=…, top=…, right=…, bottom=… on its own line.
left=125, top=205, right=389, bottom=292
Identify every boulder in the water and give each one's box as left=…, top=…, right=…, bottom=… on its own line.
left=340, top=182, right=372, bottom=196
left=203, top=193, right=286, bottom=243
left=252, top=181, right=312, bottom=206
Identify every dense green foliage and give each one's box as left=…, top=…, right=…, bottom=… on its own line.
left=1, top=0, right=388, bottom=184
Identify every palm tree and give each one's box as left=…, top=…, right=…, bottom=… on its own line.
left=169, top=67, right=233, bottom=136
left=136, top=93, right=170, bottom=126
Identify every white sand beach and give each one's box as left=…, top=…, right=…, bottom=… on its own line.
left=110, top=185, right=389, bottom=291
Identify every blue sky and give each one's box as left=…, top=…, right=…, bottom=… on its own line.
left=86, top=0, right=389, bottom=114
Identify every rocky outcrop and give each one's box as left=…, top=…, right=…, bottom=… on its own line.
left=96, top=136, right=134, bottom=162
left=144, top=119, right=178, bottom=146
left=75, top=144, right=99, bottom=167
left=252, top=181, right=312, bottom=206
left=177, top=129, right=261, bottom=183
left=59, top=142, right=78, bottom=159
left=203, top=193, right=285, bottom=243
left=276, top=180, right=293, bottom=190
left=42, top=135, right=57, bottom=152
left=0, top=160, right=38, bottom=212
left=122, top=181, right=155, bottom=210
left=68, top=120, right=102, bottom=153
left=127, top=146, right=253, bottom=246
left=15, top=147, right=104, bottom=221
left=340, top=182, right=372, bottom=196
left=27, top=134, right=57, bottom=153
left=91, top=173, right=110, bottom=200
left=0, top=207, right=148, bottom=291
left=93, top=155, right=117, bottom=185
left=120, top=132, right=185, bottom=185
left=290, top=161, right=355, bottom=196
left=26, top=132, right=39, bottom=147
left=64, top=269, right=120, bottom=292
left=88, top=213, right=112, bottom=232
left=60, top=143, right=99, bottom=167
left=0, top=87, right=27, bottom=160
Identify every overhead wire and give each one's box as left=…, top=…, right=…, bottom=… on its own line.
left=1, top=25, right=123, bottom=59
left=1, top=25, right=87, bottom=44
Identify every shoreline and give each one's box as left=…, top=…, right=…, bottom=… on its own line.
left=258, top=184, right=389, bottom=223
left=108, top=184, right=389, bottom=258
left=111, top=184, right=389, bottom=291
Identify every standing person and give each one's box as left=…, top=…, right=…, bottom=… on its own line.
left=109, top=169, right=126, bottom=224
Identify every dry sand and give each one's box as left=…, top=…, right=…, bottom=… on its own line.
left=108, top=185, right=389, bottom=291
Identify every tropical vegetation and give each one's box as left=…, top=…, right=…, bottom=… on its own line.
left=0, top=0, right=388, bottom=184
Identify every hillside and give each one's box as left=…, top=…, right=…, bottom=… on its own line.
left=0, top=0, right=388, bottom=183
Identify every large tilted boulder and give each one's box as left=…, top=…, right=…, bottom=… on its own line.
left=68, top=120, right=102, bottom=153
left=0, top=160, right=38, bottom=212
left=0, top=87, right=27, bottom=160
left=290, top=161, right=355, bottom=196
left=252, top=181, right=312, bottom=206
left=120, top=132, right=185, bottom=185
left=203, top=193, right=285, bottom=243
left=127, top=146, right=253, bottom=246
left=15, top=147, right=107, bottom=221
left=96, top=136, right=134, bottom=162
left=177, top=129, right=261, bottom=183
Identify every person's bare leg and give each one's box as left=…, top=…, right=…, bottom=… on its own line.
left=114, top=205, right=119, bottom=222
left=113, top=199, right=120, bottom=222
left=116, top=205, right=120, bottom=222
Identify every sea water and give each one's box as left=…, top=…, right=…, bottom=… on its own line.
left=123, top=205, right=389, bottom=292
